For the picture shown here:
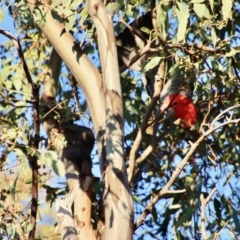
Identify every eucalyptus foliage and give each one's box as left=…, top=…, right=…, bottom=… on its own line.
left=0, top=0, right=240, bottom=239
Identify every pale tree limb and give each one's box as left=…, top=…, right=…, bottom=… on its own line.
left=56, top=189, right=78, bottom=240
left=166, top=190, right=186, bottom=195
left=41, top=38, right=95, bottom=238
left=86, top=0, right=133, bottom=239
left=134, top=104, right=240, bottom=230
left=135, top=123, right=170, bottom=165
left=26, top=0, right=106, bottom=173
left=200, top=188, right=217, bottom=240
left=42, top=48, right=62, bottom=103
left=48, top=125, right=96, bottom=240
left=63, top=161, right=95, bottom=240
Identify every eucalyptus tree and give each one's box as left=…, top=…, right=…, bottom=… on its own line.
left=0, top=0, right=240, bottom=239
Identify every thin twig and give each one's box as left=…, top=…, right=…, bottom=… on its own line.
left=166, top=189, right=186, bottom=194
left=119, top=40, right=152, bottom=73
left=80, top=32, right=87, bottom=48
left=127, top=95, right=159, bottom=183
left=118, top=13, right=152, bottom=45
left=42, top=99, right=68, bottom=119
left=150, top=42, right=225, bottom=54
left=200, top=188, right=217, bottom=240
left=199, top=100, right=212, bottom=132
left=213, top=220, right=229, bottom=240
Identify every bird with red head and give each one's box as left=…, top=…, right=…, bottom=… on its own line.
left=159, top=68, right=198, bottom=128
left=164, top=94, right=197, bottom=128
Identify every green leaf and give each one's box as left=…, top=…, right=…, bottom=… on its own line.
left=51, top=0, right=64, bottom=8
left=1, top=128, right=17, bottom=141
left=93, top=181, right=102, bottom=193
left=26, top=223, right=33, bottom=232
left=52, top=160, right=65, bottom=177
left=15, top=148, right=29, bottom=177
left=190, top=0, right=204, bottom=3
left=175, top=208, right=193, bottom=229
left=133, top=195, right=142, bottom=204
left=6, top=223, right=16, bottom=239
left=25, top=178, right=32, bottom=184
left=226, top=48, right=236, bottom=57
left=71, top=0, right=83, bottom=10
left=11, top=176, right=18, bottom=201
left=194, top=3, right=207, bottom=18
left=65, top=13, right=76, bottom=32
left=44, top=150, right=58, bottom=162
left=0, top=8, right=4, bottom=22
left=0, top=202, right=3, bottom=211
left=232, top=207, right=240, bottom=231
left=157, top=2, right=167, bottom=39
left=44, top=150, right=65, bottom=177
left=64, top=8, right=74, bottom=17
left=211, top=28, right=217, bottom=47
left=140, top=27, right=150, bottom=35
left=125, top=100, right=139, bottom=115
left=203, top=6, right=210, bottom=19
left=115, top=0, right=124, bottom=11
left=33, top=5, right=47, bottom=27
left=207, top=235, right=214, bottom=240
left=222, top=0, right=232, bottom=21
left=175, top=2, right=189, bottom=42
left=151, top=205, right=158, bottom=222
left=214, top=198, right=221, bottom=220
left=209, top=0, right=214, bottom=12
left=176, top=232, right=185, bottom=240
left=12, top=78, right=23, bottom=91
left=0, top=66, right=12, bottom=85
left=142, top=56, right=162, bottom=72
left=79, top=6, right=89, bottom=25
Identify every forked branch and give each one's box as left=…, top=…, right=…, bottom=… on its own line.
left=134, top=104, right=240, bottom=230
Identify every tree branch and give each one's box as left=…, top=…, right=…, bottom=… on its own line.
left=27, top=0, right=106, bottom=173
left=150, top=42, right=226, bottom=54
left=56, top=189, right=78, bottom=240
left=128, top=61, right=166, bottom=184
left=134, top=104, right=240, bottom=230
left=200, top=188, right=217, bottom=240
left=119, top=40, right=152, bottom=73
left=86, top=0, right=133, bottom=239
left=42, top=48, right=62, bottom=103
left=0, top=28, right=40, bottom=240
